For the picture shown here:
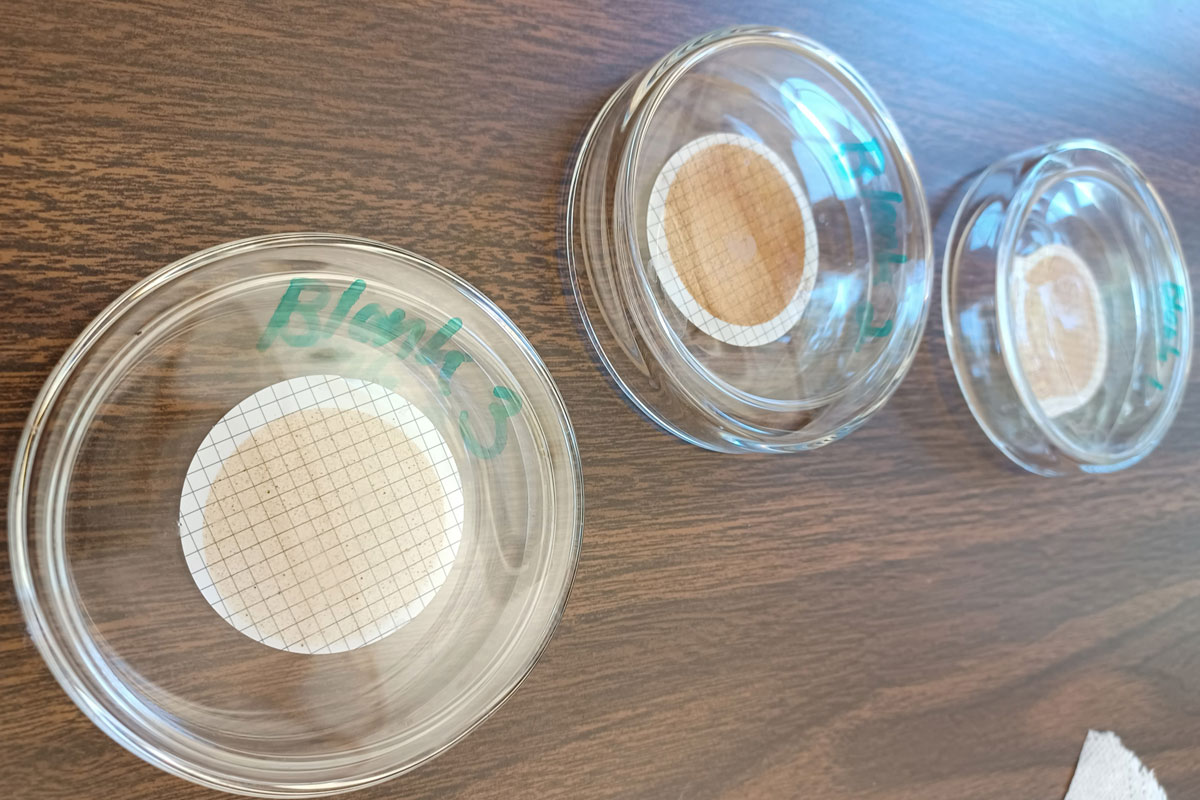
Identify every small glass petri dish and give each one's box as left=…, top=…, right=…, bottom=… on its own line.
left=566, top=26, right=933, bottom=452
left=943, top=140, right=1192, bottom=475
left=9, top=233, right=582, bottom=796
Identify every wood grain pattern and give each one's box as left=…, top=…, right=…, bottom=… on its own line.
left=3, top=1, right=1200, bottom=798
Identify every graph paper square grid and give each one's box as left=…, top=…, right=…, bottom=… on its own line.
left=645, top=132, right=820, bottom=348
left=178, top=375, right=465, bottom=655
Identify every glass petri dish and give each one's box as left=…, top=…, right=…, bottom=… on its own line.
left=9, top=233, right=582, bottom=795
left=943, top=140, right=1192, bottom=475
left=567, top=26, right=933, bottom=453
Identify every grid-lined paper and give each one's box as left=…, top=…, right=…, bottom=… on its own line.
left=178, top=375, right=464, bottom=655
left=646, top=132, right=819, bottom=348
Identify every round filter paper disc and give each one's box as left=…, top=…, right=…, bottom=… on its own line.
left=178, top=374, right=464, bottom=654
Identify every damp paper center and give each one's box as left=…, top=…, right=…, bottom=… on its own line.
left=1012, top=244, right=1108, bottom=418
left=178, top=375, right=465, bottom=654
left=646, top=132, right=819, bottom=348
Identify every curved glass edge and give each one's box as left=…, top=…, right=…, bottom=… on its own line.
left=996, top=140, right=1192, bottom=468
left=564, top=76, right=731, bottom=452
left=620, top=27, right=934, bottom=403
left=567, top=27, right=934, bottom=453
left=9, top=233, right=584, bottom=796
left=943, top=141, right=1192, bottom=476
left=941, top=165, right=1062, bottom=476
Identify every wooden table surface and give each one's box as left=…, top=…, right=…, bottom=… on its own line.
left=3, top=1, right=1200, bottom=797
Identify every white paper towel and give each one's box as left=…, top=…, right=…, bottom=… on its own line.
left=1064, top=731, right=1167, bottom=800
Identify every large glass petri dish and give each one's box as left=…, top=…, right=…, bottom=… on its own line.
left=567, top=26, right=933, bottom=453
left=9, top=233, right=583, bottom=795
left=943, top=140, right=1192, bottom=475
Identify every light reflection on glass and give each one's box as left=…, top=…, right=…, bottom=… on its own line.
left=780, top=77, right=871, bottom=201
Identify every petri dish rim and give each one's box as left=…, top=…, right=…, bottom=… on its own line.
left=564, top=77, right=728, bottom=449
left=614, top=26, right=933, bottom=415
left=940, top=171, right=1034, bottom=471
left=9, top=232, right=585, bottom=796
left=993, top=140, right=1192, bottom=467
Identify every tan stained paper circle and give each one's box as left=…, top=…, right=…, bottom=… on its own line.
left=647, top=133, right=819, bottom=348
left=1012, top=244, right=1108, bottom=418
left=178, top=375, right=464, bottom=654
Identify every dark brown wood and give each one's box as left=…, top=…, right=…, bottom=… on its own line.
left=3, top=1, right=1200, bottom=797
